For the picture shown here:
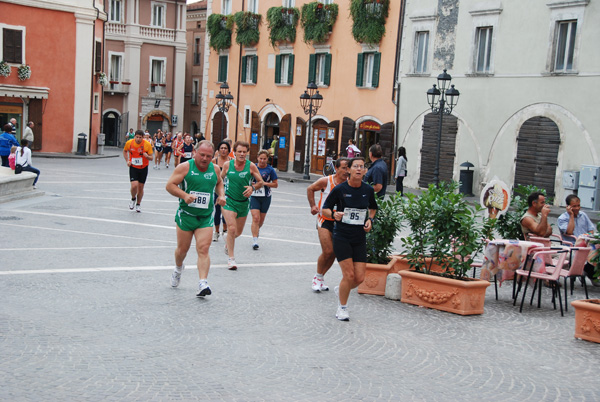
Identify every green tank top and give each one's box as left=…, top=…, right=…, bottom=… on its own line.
left=178, top=160, right=217, bottom=216
left=225, top=159, right=252, bottom=202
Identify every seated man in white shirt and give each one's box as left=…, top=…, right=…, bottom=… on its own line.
left=557, top=194, right=595, bottom=244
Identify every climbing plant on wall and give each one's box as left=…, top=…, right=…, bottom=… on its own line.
left=266, top=6, right=300, bottom=48
left=350, top=0, right=390, bottom=44
left=233, top=11, right=262, bottom=47
left=300, top=2, right=339, bottom=44
left=207, top=13, right=233, bottom=52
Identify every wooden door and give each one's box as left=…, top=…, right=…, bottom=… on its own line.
left=340, top=117, right=355, bottom=157
left=277, top=114, right=291, bottom=171
left=212, top=111, right=226, bottom=149
left=514, top=117, right=560, bottom=197
left=418, top=113, right=458, bottom=187
left=379, top=122, right=394, bottom=182
left=28, top=99, right=43, bottom=151
left=310, top=121, right=328, bottom=174
left=293, top=117, right=306, bottom=173
left=249, top=111, right=260, bottom=162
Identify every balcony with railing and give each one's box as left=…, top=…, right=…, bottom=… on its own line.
left=106, top=22, right=176, bottom=41
left=105, top=80, right=130, bottom=94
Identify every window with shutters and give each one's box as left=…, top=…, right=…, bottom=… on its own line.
left=192, top=79, right=200, bottom=105
left=151, top=2, right=166, bottom=28
left=2, top=27, right=24, bottom=64
left=475, top=27, right=493, bottom=73
left=275, top=54, right=294, bottom=85
left=282, top=0, right=295, bottom=7
left=553, top=20, right=577, bottom=72
left=95, top=40, right=102, bottom=73
left=109, top=0, right=123, bottom=23
left=248, top=0, right=259, bottom=13
left=241, top=55, right=258, bottom=84
left=194, top=38, right=202, bottom=65
left=218, top=55, right=228, bottom=83
left=356, top=52, right=380, bottom=88
left=109, top=53, right=123, bottom=89
left=413, top=31, right=429, bottom=74
left=308, top=53, right=331, bottom=86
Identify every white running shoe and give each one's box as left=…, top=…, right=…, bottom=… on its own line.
left=312, top=275, right=322, bottom=292
left=227, top=258, right=237, bottom=270
left=212, top=232, right=219, bottom=242
left=171, top=265, right=184, bottom=287
left=129, top=199, right=136, bottom=210
left=153, top=165, right=157, bottom=170
left=196, top=282, right=212, bottom=297
left=135, top=204, right=141, bottom=213
left=166, top=164, right=169, bottom=168
left=336, top=306, right=350, bottom=321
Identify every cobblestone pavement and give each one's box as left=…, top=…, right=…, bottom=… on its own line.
left=1, top=154, right=599, bottom=401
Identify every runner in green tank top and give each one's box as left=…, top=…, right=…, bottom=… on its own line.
left=166, top=140, right=226, bottom=298
left=220, top=140, right=264, bottom=270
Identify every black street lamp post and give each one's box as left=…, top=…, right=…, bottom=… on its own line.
left=215, top=82, right=234, bottom=142
left=299, top=82, right=323, bottom=180
left=426, top=69, right=460, bottom=185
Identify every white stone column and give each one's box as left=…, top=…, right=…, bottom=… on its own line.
left=172, top=45, right=187, bottom=131
left=124, top=40, right=142, bottom=129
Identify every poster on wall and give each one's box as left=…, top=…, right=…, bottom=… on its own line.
left=279, top=136, right=286, bottom=148
left=480, top=178, right=511, bottom=219
left=295, top=152, right=301, bottom=161
left=318, top=140, right=326, bottom=156
left=296, top=125, right=302, bottom=136
left=313, top=128, right=319, bottom=155
left=327, top=128, right=335, bottom=140
left=251, top=132, right=258, bottom=144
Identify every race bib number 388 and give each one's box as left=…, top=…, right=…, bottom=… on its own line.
left=341, top=208, right=367, bottom=225
left=189, top=191, right=210, bottom=209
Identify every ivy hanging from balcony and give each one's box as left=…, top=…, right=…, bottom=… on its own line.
left=207, top=14, right=233, bottom=52
left=350, top=0, right=390, bottom=44
left=266, top=7, right=299, bottom=48
left=301, top=2, right=338, bottom=44
left=233, top=11, right=262, bottom=47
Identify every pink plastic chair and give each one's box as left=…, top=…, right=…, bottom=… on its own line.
left=514, top=247, right=569, bottom=316
left=559, top=246, right=592, bottom=311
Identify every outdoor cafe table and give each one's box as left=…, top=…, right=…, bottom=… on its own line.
left=480, top=240, right=545, bottom=284
left=573, top=234, right=599, bottom=268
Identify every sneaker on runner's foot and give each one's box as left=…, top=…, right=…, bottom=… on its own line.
left=196, top=282, right=212, bottom=297
left=312, top=275, right=329, bottom=292
left=336, top=306, right=350, bottom=321
left=227, top=258, right=237, bottom=270
left=253, top=243, right=259, bottom=250
left=135, top=204, right=141, bottom=213
left=129, top=199, right=136, bottom=210
left=212, top=232, right=219, bottom=242
left=171, top=265, right=184, bottom=287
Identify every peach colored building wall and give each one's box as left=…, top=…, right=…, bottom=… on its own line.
left=203, top=0, right=400, bottom=173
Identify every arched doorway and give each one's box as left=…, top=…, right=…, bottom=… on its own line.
left=212, top=111, right=227, bottom=149
left=262, top=112, right=280, bottom=165
left=418, top=113, right=458, bottom=187
left=514, top=116, right=560, bottom=197
left=146, top=116, right=164, bottom=136
left=102, top=111, right=119, bottom=146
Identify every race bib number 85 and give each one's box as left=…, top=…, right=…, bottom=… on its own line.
left=341, top=208, right=367, bottom=225
left=189, top=191, right=210, bottom=209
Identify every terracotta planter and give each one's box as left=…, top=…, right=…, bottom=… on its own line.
left=358, top=256, right=409, bottom=295
left=571, top=299, right=600, bottom=343
left=398, top=270, right=490, bottom=315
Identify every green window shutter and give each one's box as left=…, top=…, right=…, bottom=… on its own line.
left=288, top=54, right=294, bottom=85
left=308, top=53, right=316, bottom=84
left=356, top=53, right=364, bottom=87
left=241, top=56, right=247, bottom=83
left=324, top=53, right=332, bottom=86
left=275, top=55, right=281, bottom=84
left=372, top=52, right=381, bottom=88
left=218, top=55, right=228, bottom=82
left=252, top=55, right=258, bottom=84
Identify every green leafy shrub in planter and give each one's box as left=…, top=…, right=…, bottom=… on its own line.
left=266, top=7, right=299, bottom=47
left=233, top=11, right=262, bottom=47
left=495, top=184, right=550, bottom=240
left=350, top=0, right=390, bottom=44
left=207, top=14, right=233, bottom=52
left=400, top=182, right=493, bottom=279
left=366, top=192, right=403, bottom=264
left=0, top=61, right=10, bottom=77
left=300, top=2, right=338, bottom=44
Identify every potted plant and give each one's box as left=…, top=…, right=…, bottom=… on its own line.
left=97, top=72, right=108, bottom=86
left=397, top=182, right=494, bottom=315
left=358, top=192, right=405, bottom=295
left=233, top=11, right=262, bottom=47
left=0, top=61, right=10, bottom=78
left=266, top=6, right=299, bottom=47
left=207, top=14, right=233, bottom=52
left=300, top=2, right=338, bottom=44
left=571, top=222, right=600, bottom=343
left=350, top=0, right=390, bottom=44
left=17, top=64, right=31, bottom=81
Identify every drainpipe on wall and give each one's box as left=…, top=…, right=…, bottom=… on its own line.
left=234, top=0, right=245, bottom=141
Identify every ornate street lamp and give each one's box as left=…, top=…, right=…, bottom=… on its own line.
left=216, top=82, right=234, bottom=142
left=426, top=69, right=460, bottom=185
left=299, top=82, right=323, bottom=180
